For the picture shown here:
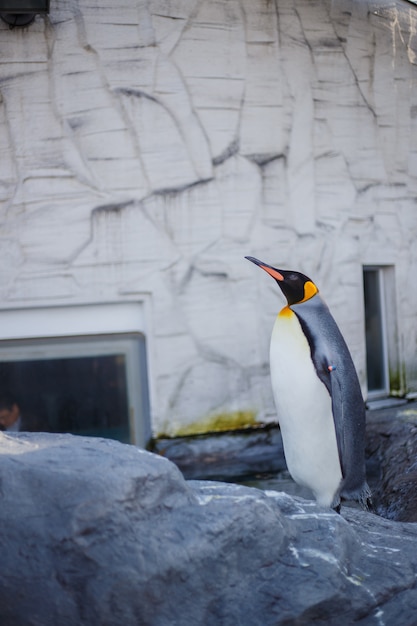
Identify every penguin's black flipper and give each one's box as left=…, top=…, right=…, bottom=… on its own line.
left=327, top=360, right=371, bottom=506
left=293, top=296, right=369, bottom=504
left=327, top=364, right=347, bottom=478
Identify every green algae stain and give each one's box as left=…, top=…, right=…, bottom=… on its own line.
left=389, top=367, right=402, bottom=395
left=163, top=410, right=258, bottom=438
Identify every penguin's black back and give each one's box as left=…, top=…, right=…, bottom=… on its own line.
left=291, top=294, right=368, bottom=503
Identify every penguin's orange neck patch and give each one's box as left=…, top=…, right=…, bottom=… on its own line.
left=278, top=306, right=293, bottom=318
left=300, top=280, right=318, bottom=303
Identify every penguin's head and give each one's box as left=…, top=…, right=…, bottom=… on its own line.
left=245, top=256, right=318, bottom=306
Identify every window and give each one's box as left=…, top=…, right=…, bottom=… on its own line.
left=363, top=266, right=402, bottom=399
left=0, top=303, right=150, bottom=446
left=363, top=268, right=388, bottom=397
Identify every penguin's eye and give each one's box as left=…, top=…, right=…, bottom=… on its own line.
left=288, top=274, right=298, bottom=282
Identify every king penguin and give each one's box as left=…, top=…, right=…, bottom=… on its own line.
left=246, top=256, right=371, bottom=510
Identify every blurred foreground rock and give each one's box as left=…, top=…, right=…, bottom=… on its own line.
left=1, top=432, right=417, bottom=626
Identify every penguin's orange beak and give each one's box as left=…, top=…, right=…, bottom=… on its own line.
left=245, top=256, right=284, bottom=281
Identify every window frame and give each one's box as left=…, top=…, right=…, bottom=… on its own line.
left=363, top=265, right=402, bottom=400
left=0, top=302, right=151, bottom=446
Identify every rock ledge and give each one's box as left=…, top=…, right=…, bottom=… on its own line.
left=1, top=432, right=417, bottom=626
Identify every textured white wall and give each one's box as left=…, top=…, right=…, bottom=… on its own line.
left=0, top=0, right=416, bottom=438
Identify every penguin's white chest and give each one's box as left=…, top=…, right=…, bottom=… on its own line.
left=270, top=308, right=342, bottom=507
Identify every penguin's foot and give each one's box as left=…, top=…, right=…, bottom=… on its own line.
left=363, top=495, right=374, bottom=513
left=332, top=503, right=341, bottom=514
left=360, top=484, right=373, bottom=512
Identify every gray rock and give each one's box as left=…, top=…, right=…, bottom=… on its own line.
left=1, top=432, right=417, bottom=626
left=152, top=424, right=286, bottom=480
left=366, top=404, right=417, bottom=522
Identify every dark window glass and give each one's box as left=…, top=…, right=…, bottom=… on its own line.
left=0, top=334, right=150, bottom=444
left=0, top=353, right=131, bottom=442
left=363, top=269, right=386, bottom=393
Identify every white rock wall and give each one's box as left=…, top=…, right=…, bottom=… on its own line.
left=0, top=0, right=416, bottom=439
